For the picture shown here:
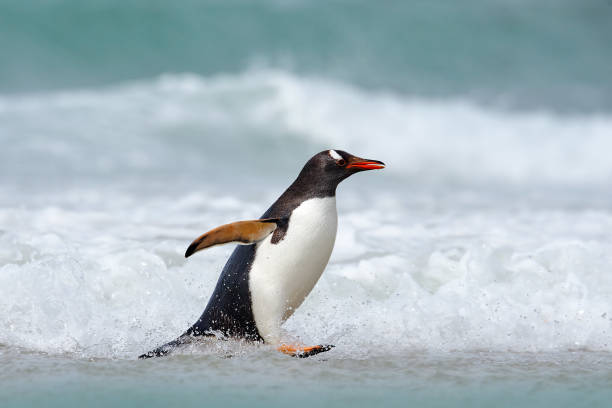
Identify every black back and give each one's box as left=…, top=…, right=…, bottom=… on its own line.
left=185, top=243, right=261, bottom=339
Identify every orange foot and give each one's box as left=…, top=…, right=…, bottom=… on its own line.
left=277, top=344, right=335, bottom=358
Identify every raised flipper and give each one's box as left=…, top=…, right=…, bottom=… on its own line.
left=185, top=218, right=282, bottom=258
left=277, top=344, right=335, bottom=358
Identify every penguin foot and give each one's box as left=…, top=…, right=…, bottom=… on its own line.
left=277, top=344, right=335, bottom=358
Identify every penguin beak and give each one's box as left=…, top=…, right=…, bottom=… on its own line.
left=346, top=156, right=385, bottom=171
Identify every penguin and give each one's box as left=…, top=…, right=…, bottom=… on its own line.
left=139, top=150, right=384, bottom=359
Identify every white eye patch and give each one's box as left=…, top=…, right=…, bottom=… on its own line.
left=328, top=150, right=342, bottom=160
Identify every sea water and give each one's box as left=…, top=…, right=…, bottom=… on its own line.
left=1, top=1, right=612, bottom=407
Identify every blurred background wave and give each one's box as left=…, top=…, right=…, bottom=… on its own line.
left=1, top=0, right=612, bottom=194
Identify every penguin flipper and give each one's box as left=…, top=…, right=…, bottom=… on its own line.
left=277, top=344, right=335, bottom=358
left=185, top=218, right=282, bottom=258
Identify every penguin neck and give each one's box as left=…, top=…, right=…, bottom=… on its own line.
left=284, top=168, right=338, bottom=201
left=261, top=167, right=338, bottom=221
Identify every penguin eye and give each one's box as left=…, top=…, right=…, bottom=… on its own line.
left=336, top=159, right=346, bottom=167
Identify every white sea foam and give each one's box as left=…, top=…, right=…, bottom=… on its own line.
left=1, top=70, right=611, bottom=357
left=0, top=188, right=611, bottom=357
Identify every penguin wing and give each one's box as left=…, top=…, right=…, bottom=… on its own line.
left=185, top=218, right=282, bottom=258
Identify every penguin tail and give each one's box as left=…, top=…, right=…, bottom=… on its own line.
left=138, top=336, right=191, bottom=359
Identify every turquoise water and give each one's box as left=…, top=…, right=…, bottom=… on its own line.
left=2, top=1, right=612, bottom=407
left=1, top=0, right=611, bottom=111
left=2, top=349, right=612, bottom=408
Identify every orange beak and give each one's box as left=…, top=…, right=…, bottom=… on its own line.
left=346, top=157, right=385, bottom=170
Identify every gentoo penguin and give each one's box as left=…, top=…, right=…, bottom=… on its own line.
left=139, top=150, right=384, bottom=359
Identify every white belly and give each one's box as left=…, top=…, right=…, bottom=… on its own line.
left=249, top=197, right=337, bottom=344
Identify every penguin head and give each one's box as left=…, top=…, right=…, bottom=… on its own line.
left=296, top=149, right=385, bottom=190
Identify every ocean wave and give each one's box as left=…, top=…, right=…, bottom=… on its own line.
left=1, top=70, right=612, bottom=190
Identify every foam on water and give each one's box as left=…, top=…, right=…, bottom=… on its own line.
left=1, top=71, right=612, bottom=358
left=1, top=189, right=612, bottom=358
